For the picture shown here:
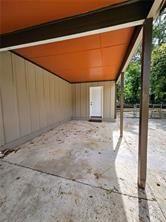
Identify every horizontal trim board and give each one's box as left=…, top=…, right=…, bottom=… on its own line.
left=0, top=21, right=144, bottom=51
left=71, top=80, right=115, bottom=84
left=0, top=0, right=153, bottom=51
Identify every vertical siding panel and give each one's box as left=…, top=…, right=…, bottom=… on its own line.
left=59, top=79, right=63, bottom=120
left=80, top=84, right=86, bottom=119
left=0, top=52, right=20, bottom=142
left=50, top=74, right=55, bottom=124
left=64, top=81, right=67, bottom=118
left=53, top=77, right=55, bottom=121
left=61, top=79, right=64, bottom=120
left=0, top=89, right=5, bottom=146
left=79, top=83, right=81, bottom=118
left=63, top=81, right=66, bottom=119
left=63, top=80, right=66, bottom=119
left=69, top=83, right=72, bottom=118
left=67, top=83, right=70, bottom=118
left=65, top=83, right=68, bottom=118
left=26, top=62, right=40, bottom=132
left=101, top=83, right=104, bottom=118
left=65, top=82, right=67, bottom=119
left=105, top=81, right=111, bottom=120
left=110, top=81, right=115, bottom=119
left=59, top=79, right=63, bottom=121
left=42, top=71, right=48, bottom=128
left=86, top=83, right=90, bottom=118
left=36, top=67, right=46, bottom=128
left=107, top=82, right=113, bottom=119
left=75, top=84, right=78, bottom=118
left=75, top=84, right=81, bottom=119
left=84, top=83, right=88, bottom=118
left=72, top=84, right=76, bottom=119
left=80, top=84, right=82, bottom=117
left=0, top=54, right=5, bottom=146
left=54, top=76, right=58, bottom=122
left=58, top=79, right=62, bottom=121
left=56, top=77, right=60, bottom=122
left=103, top=82, right=107, bottom=119
left=12, top=54, right=31, bottom=136
left=43, top=72, right=50, bottom=126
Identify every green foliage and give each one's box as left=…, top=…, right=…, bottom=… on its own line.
left=121, top=10, right=166, bottom=105
left=153, top=10, right=166, bottom=46
left=150, top=44, right=166, bottom=103
left=124, top=62, right=141, bottom=104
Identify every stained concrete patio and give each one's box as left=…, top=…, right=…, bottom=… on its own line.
left=0, top=118, right=166, bottom=222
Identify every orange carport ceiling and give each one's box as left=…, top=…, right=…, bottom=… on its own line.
left=1, top=0, right=134, bottom=83
left=0, top=0, right=127, bottom=34
left=15, top=27, right=134, bottom=83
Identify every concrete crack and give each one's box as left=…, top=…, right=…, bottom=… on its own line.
left=1, top=159, right=156, bottom=202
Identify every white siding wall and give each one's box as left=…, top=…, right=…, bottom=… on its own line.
left=0, top=52, right=72, bottom=147
left=72, top=81, right=115, bottom=121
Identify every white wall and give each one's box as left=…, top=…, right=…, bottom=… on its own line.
left=0, top=52, right=72, bottom=147
left=72, top=81, right=115, bottom=121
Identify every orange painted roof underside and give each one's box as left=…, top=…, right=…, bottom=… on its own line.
left=0, top=0, right=127, bottom=34
left=1, top=0, right=134, bottom=82
left=16, top=27, right=134, bottom=82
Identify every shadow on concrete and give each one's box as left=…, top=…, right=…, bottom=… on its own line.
left=114, top=136, right=122, bottom=155
left=138, top=187, right=150, bottom=221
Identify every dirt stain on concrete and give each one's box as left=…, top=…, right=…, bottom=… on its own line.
left=35, top=149, right=91, bottom=180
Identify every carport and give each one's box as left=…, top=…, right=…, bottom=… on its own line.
left=0, top=1, right=165, bottom=220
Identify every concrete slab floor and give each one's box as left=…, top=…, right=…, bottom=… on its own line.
left=0, top=118, right=166, bottom=222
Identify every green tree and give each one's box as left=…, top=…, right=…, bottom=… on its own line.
left=124, top=62, right=141, bottom=104
left=153, top=9, right=166, bottom=46
left=150, top=44, right=166, bottom=103
left=121, top=9, right=166, bottom=105
left=116, top=62, right=141, bottom=105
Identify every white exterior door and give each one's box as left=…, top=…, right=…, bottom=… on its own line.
left=90, top=86, right=103, bottom=117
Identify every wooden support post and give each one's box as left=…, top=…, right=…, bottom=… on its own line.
left=120, top=72, right=124, bottom=137
left=138, top=18, right=153, bottom=189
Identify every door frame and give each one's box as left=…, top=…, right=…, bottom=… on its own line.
left=89, top=86, right=103, bottom=118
